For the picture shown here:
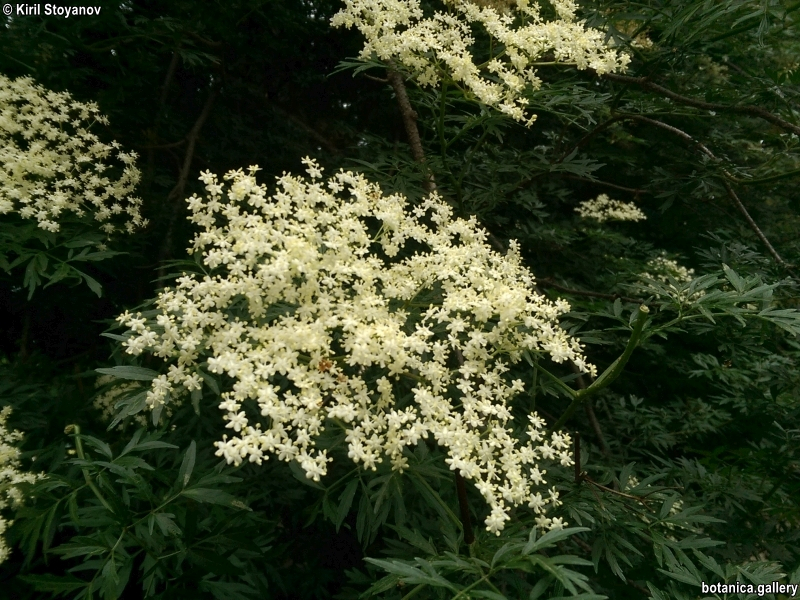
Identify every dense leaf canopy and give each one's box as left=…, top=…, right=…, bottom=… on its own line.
left=1, top=0, right=799, bottom=598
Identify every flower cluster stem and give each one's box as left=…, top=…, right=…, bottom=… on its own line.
left=69, top=424, right=116, bottom=514
left=549, top=305, right=649, bottom=432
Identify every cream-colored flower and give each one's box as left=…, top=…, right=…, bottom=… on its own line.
left=332, top=0, right=630, bottom=125
left=0, top=407, right=43, bottom=564
left=640, top=252, right=702, bottom=302
left=117, top=159, right=592, bottom=534
left=576, top=194, right=646, bottom=223
left=0, top=74, right=146, bottom=234
left=643, top=253, right=694, bottom=284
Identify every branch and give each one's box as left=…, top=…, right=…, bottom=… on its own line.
left=625, top=115, right=798, bottom=277
left=168, top=85, right=220, bottom=202
left=624, top=114, right=716, bottom=159
left=267, top=98, right=340, bottom=155
left=386, top=68, right=436, bottom=192
left=363, top=73, right=389, bottom=84
left=562, top=175, right=650, bottom=196
left=158, top=86, right=220, bottom=281
left=539, top=278, right=644, bottom=304
left=721, top=180, right=798, bottom=276
left=603, top=73, right=800, bottom=137
left=558, top=115, right=628, bottom=161
left=550, top=306, right=650, bottom=432
left=158, top=50, right=180, bottom=117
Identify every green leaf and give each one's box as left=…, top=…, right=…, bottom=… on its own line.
left=190, top=548, right=245, bottom=576
left=19, top=574, right=87, bottom=595
left=95, top=366, right=158, bottom=381
left=82, top=272, right=103, bottom=297
left=182, top=487, right=244, bottom=508
left=64, top=239, right=98, bottom=248
left=129, top=438, right=178, bottom=453
left=335, top=478, right=358, bottom=531
left=154, top=512, right=182, bottom=536
left=492, top=542, right=520, bottom=568
left=178, top=441, right=196, bottom=488
left=80, top=435, right=113, bottom=460
left=100, top=332, right=130, bottom=342
left=657, top=567, right=701, bottom=586
left=364, top=558, right=458, bottom=591
left=471, top=591, right=508, bottom=600
left=119, top=429, right=144, bottom=458
left=200, top=369, right=220, bottom=395
left=523, top=527, right=589, bottom=555
left=721, top=263, right=746, bottom=294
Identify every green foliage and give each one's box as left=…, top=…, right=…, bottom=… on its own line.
left=2, top=0, right=800, bottom=598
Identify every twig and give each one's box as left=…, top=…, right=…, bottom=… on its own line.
left=562, top=175, right=650, bottom=196
left=158, top=85, right=220, bottom=282
left=624, top=114, right=716, bottom=159
left=603, top=73, right=800, bottom=137
left=721, top=180, right=798, bottom=276
left=168, top=85, right=220, bottom=203
left=584, top=402, right=610, bottom=457
left=581, top=475, right=649, bottom=504
left=625, top=115, right=798, bottom=277
left=269, top=102, right=340, bottom=155
left=550, top=307, right=649, bottom=432
left=187, top=31, right=223, bottom=49
left=363, top=73, right=389, bottom=84
left=487, top=232, right=506, bottom=253
left=558, top=115, right=628, bottom=161
left=158, top=51, right=180, bottom=115
left=386, top=68, right=436, bottom=192
left=539, top=278, right=643, bottom=304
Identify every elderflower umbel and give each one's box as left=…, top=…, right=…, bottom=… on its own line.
left=117, top=159, right=594, bottom=534
left=0, top=407, right=43, bottom=564
left=642, top=253, right=695, bottom=284
left=0, top=74, right=146, bottom=234
left=332, top=0, right=630, bottom=125
left=575, top=194, right=646, bottom=223
left=640, top=252, right=702, bottom=302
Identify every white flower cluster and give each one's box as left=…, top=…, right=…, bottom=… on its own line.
left=643, top=253, right=695, bottom=284
left=640, top=252, right=702, bottom=302
left=0, top=74, right=146, bottom=234
left=93, top=375, right=148, bottom=429
left=117, top=159, right=594, bottom=534
left=332, top=0, right=630, bottom=124
left=0, top=407, right=42, bottom=564
left=575, top=194, right=646, bottom=223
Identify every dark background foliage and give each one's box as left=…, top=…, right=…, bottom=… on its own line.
left=1, top=0, right=799, bottom=598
